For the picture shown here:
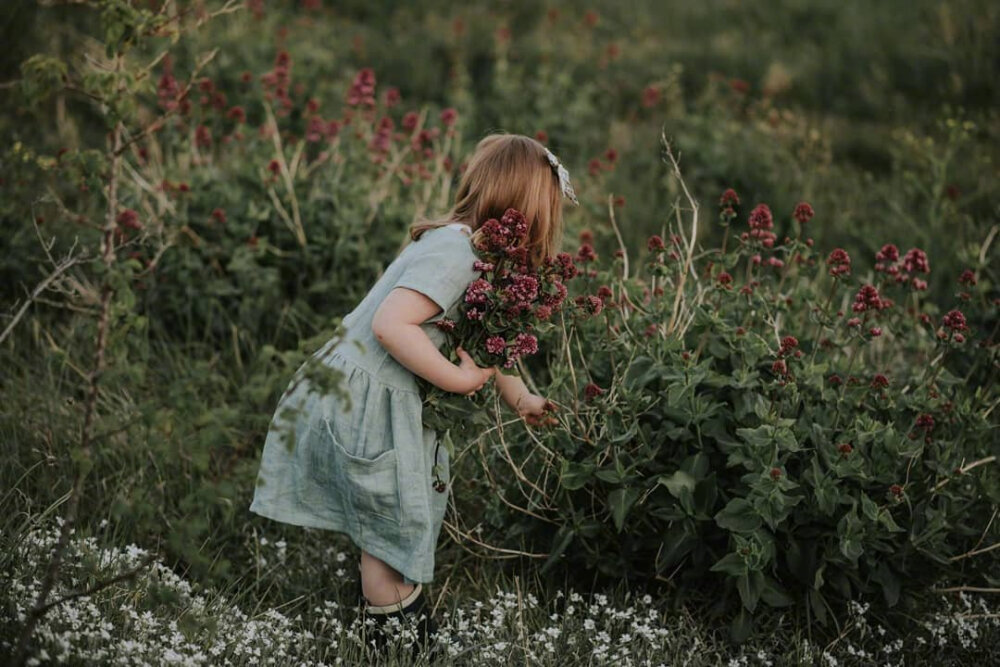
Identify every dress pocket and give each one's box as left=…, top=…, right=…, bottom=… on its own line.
left=325, top=421, right=401, bottom=525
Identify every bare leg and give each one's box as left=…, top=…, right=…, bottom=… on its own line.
left=360, top=549, right=415, bottom=606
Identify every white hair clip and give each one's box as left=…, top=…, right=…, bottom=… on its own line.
left=543, top=147, right=579, bottom=206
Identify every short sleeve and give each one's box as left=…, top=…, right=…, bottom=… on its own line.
left=393, top=229, right=479, bottom=321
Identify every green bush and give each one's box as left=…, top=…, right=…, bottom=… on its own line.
left=462, top=155, right=999, bottom=641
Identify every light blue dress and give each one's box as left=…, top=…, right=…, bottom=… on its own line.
left=249, top=223, right=480, bottom=584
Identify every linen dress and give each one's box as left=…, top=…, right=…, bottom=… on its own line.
left=249, top=223, right=480, bottom=584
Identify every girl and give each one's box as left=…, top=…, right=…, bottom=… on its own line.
left=248, top=132, right=576, bottom=654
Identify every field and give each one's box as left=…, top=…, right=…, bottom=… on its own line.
left=1, top=1, right=998, bottom=664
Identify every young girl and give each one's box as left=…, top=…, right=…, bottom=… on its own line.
left=248, top=132, right=576, bottom=654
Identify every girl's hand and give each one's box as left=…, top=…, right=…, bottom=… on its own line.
left=455, top=346, right=496, bottom=396
left=515, top=392, right=558, bottom=427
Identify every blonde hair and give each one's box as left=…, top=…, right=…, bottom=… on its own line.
left=407, top=132, right=566, bottom=270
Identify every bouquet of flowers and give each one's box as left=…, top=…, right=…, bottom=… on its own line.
left=418, top=207, right=579, bottom=467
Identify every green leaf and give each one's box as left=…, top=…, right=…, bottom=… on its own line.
left=860, top=493, right=879, bottom=522
left=656, top=524, right=698, bottom=570
left=541, top=525, right=574, bottom=574
left=729, top=606, right=754, bottom=643
left=737, top=569, right=765, bottom=613
left=595, top=469, right=623, bottom=484
left=760, top=575, right=795, bottom=608
left=559, top=460, right=594, bottom=491
left=658, top=470, right=697, bottom=499
left=681, top=452, right=710, bottom=480
left=710, top=551, right=748, bottom=576
left=714, top=498, right=762, bottom=533
left=878, top=508, right=906, bottom=533
left=608, top=487, right=640, bottom=532
left=809, top=589, right=829, bottom=626
left=871, top=561, right=901, bottom=607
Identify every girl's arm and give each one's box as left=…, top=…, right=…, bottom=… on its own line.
left=495, top=367, right=557, bottom=425
left=494, top=371, right=531, bottom=409
left=372, top=287, right=495, bottom=395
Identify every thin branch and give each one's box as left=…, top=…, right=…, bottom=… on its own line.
left=33, top=554, right=158, bottom=617
left=0, top=253, right=85, bottom=346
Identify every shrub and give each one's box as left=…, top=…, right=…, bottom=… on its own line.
left=460, top=139, right=999, bottom=641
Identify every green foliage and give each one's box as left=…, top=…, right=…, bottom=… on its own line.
left=466, top=177, right=998, bottom=639
left=1, top=0, right=998, bottom=649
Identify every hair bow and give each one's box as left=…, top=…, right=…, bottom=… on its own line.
left=543, top=147, right=579, bottom=206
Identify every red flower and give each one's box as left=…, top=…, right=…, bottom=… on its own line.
left=575, top=294, right=604, bottom=316
left=583, top=10, right=599, bottom=27
left=211, top=208, right=227, bottom=224
left=383, top=87, right=401, bottom=108
left=512, top=332, right=538, bottom=356
left=576, top=243, right=598, bottom=263
left=851, top=285, right=892, bottom=313
left=604, top=148, right=618, bottom=163
left=890, top=484, right=904, bottom=498
left=583, top=382, right=604, bottom=400
left=435, top=318, right=456, bottom=332
left=402, top=111, right=419, bottom=132
left=588, top=158, right=602, bottom=177
left=719, top=189, right=740, bottom=207
left=793, top=202, right=814, bottom=224
left=195, top=124, right=212, bottom=149
left=847, top=317, right=861, bottom=328
left=771, top=359, right=788, bottom=376
left=827, top=248, right=851, bottom=277
left=464, top=278, right=493, bottom=306
left=535, top=130, right=549, bottom=143
left=716, top=272, right=733, bottom=289
left=440, top=107, right=458, bottom=126
left=227, top=106, right=246, bottom=123
left=597, top=285, right=613, bottom=301
left=871, top=374, right=889, bottom=389
left=485, top=336, right=506, bottom=355
left=875, top=243, right=899, bottom=264
left=769, top=467, right=782, bottom=481
left=828, top=373, right=842, bottom=386
left=501, top=208, right=529, bottom=240
left=347, top=68, right=376, bottom=108
left=641, top=85, right=660, bottom=108
left=747, top=203, right=776, bottom=247
left=116, top=209, right=142, bottom=230
left=730, top=78, right=750, bottom=94
left=902, top=248, right=930, bottom=274
left=942, top=309, right=967, bottom=331
left=551, top=253, right=578, bottom=282
left=958, top=269, right=976, bottom=286
left=869, top=327, right=882, bottom=337
left=837, top=443, right=853, bottom=456
left=779, top=336, right=798, bottom=356
left=915, top=413, right=935, bottom=430
left=647, top=235, right=665, bottom=251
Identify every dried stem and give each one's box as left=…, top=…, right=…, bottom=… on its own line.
left=660, top=131, right=700, bottom=336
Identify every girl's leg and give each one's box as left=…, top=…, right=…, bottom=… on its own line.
left=360, top=549, right=415, bottom=606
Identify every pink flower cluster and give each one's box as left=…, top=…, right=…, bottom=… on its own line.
left=827, top=248, right=851, bottom=277
left=852, top=285, right=892, bottom=313
left=347, top=68, right=376, bottom=108
left=745, top=203, right=777, bottom=247
left=442, top=208, right=576, bottom=370
left=874, top=243, right=932, bottom=290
